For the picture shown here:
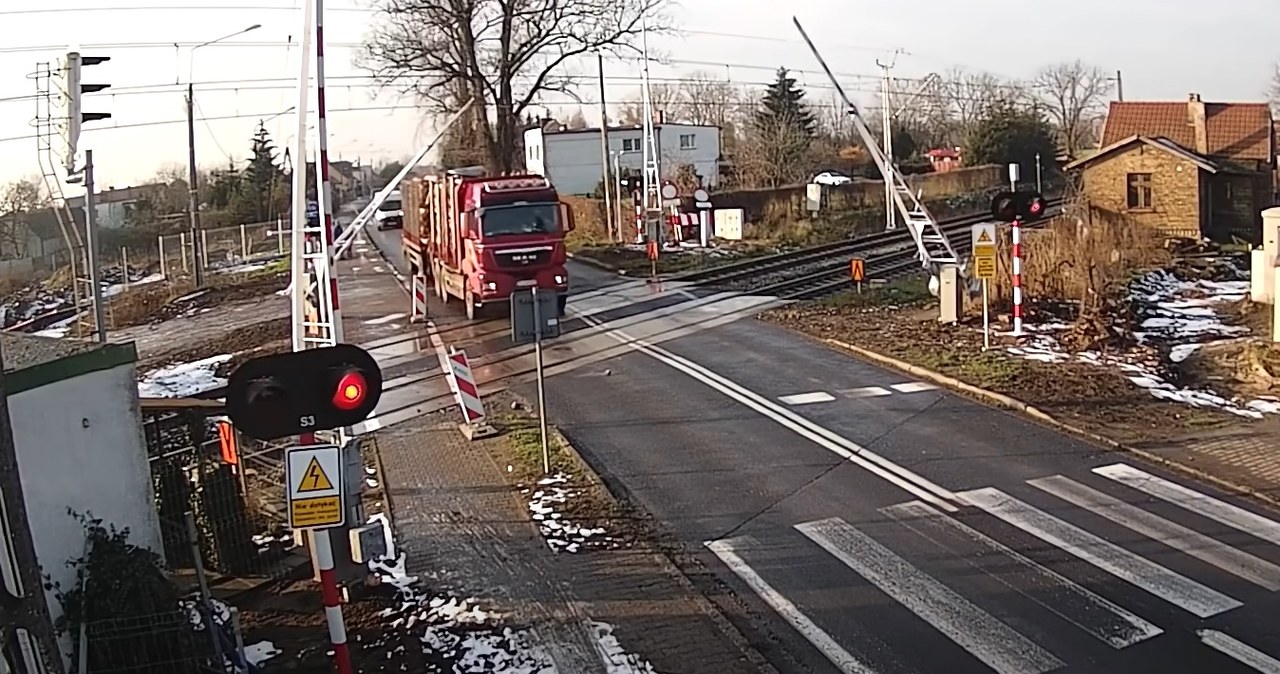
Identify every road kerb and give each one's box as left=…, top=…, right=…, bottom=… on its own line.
left=820, top=337, right=1280, bottom=512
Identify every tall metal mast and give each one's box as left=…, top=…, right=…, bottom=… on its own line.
left=793, top=17, right=958, bottom=271
left=638, top=22, right=662, bottom=246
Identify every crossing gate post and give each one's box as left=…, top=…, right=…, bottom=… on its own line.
left=410, top=275, right=429, bottom=322
left=446, top=348, right=497, bottom=440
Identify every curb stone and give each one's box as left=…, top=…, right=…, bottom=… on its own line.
left=821, top=337, right=1280, bottom=511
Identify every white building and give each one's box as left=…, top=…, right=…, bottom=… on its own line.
left=0, top=334, right=160, bottom=671
left=524, top=123, right=722, bottom=196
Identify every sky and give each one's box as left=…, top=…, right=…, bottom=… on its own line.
left=1, top=0, right=1278, bottom=191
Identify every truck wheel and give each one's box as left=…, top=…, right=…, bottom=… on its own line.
left=556, top=295, right=567, bottom=317
left=465, top=290, right=479, bottom=320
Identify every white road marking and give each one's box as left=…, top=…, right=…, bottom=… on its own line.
left=960, top=488, right=1242, bottom=618
left=705, top=537, right=878, bottom=674
left=351, top=266, right=363, bottom=272
left=570, top=308, right=962, bottom=512
left=797, top=517, right=1064, bottom=674
left=1030, top=475, right=1280, bottom=590
left=841, top=386, right=894, bottom=398
left=1094, top=463, right=1280, bottom=547
left=373, top=265, right=386, bottom=273
left=883, top=500, right=1162, bottom=650
left=890, top=382, right=938, bottom=393
left=1197, top=629, right=1280, bottom=673
left=352, top=414, right=383, bottom=435
left=364, top=312, right=407, bottom=326
left=779, top=391, right=836, bottom=405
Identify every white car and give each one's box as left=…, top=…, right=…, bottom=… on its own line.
left=374, top=191, right=404, bottom=230
left=811, top=171, right=852, bottom=186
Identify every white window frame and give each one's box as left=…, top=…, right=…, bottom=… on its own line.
left=621, top=138, right=641, bottom=153
left=679, top=134, right=696, bottom=150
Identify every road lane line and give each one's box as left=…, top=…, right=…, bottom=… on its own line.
left=364, top=312, right=407, bottom=325
left=1197, top=629, right=1280, bottom=673
left=796, top=517, right=1064, bottom=674
left=1030, top=475, right=1280, bottom=590
left=959, top=488, right=1242, bottom=618
left=840, top=386, right=893, bottom=398
left=889, top=382, right=937, bottom=393
left=570, top=307, right=961, bottom=511
left=883, top=500, right=1162, bottom=649
left=779, top=392, right=836, bottom=405
left=705, top=537, right=878, bottom=674
left=1094, top=463, right=1280, bottom=547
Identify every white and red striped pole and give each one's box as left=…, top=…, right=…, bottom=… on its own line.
left=298, top=432, right=353, bottom=674
left=1011, top=216, right=1024, bottom=336
left=313, top=0, right=344, bottom=345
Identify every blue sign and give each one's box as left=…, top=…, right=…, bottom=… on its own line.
left=306, top=201, right=319, bottom=217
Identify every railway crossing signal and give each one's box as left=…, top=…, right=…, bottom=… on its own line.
left=225, top=344, right=383, bottom=440
left=61, top=51, right=112, bottom=171
left=990, top=190, right=1048, bottom=223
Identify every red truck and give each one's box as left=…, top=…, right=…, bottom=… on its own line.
left=402, top=166, right=574, bottom=320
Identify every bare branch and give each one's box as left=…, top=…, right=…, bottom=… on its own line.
left=1032, top=60, right=1113, bottom=157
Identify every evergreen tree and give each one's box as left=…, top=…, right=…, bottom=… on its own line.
left=242, top=125, right=285, bottom=222
left=754, top=68, right=817, bottom=138
left=965, top=102, right=1058, bottom=176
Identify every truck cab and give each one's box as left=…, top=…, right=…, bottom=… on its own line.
left=374, top=190, right=403, bottom=230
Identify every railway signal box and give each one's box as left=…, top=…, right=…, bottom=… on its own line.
left=226, top=344, right=383, bottom=440
left=990, top=190, right=1048, bottom=223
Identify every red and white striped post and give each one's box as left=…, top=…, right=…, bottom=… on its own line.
left=1011, top=216, right=1024, bottom=336
left=307, top=1, right=352, bottom=673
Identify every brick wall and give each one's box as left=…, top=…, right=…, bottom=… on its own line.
left=1080, top=145, right=1202, bottom=239
left=711, top=164, right=1005, bottom=223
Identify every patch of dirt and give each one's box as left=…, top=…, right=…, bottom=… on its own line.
left=761, top=281, right=1238, bottom=445
left=138, top=317, right=292, bottom=372
left=574, top=240, right=777, bottom=275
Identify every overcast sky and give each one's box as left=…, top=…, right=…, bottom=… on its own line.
left=1, top=0, right=1277, bottom=190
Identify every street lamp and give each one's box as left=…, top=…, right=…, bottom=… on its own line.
left=186, top=23, right=260, bottom=286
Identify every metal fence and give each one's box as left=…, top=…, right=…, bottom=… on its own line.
left=77, top=611, right=220, bottom=674
left=142, top=405, right=303, bottom=585
left=155, top=222, right=290, bottom=278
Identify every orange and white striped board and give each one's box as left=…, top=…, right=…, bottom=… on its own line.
left=446, top=348, right=496, bottom=439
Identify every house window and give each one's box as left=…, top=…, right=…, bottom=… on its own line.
left=621, top=138, right=641, bottom=152
left=679, top=134, right=696, bottom=150
left=1126, top=173, right=1153, bottom=210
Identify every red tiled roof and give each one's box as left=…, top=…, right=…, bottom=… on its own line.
left=1100, top=100, right=1273, bottom=162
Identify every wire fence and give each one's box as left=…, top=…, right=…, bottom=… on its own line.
left=78, top=611, right=222, bottom=674
left=101, top=222, right=292, bottom=280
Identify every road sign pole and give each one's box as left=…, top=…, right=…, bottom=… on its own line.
left=532, top=287, right=550, bottom=474
left=297, top=433, right=351, bottom=674
left=1012, top=217, right=1024, bottom=336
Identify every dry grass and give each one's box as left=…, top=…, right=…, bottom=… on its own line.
left=563, top=196, right=611, bottom=251
left=980, top=205, right=1171, bottom=317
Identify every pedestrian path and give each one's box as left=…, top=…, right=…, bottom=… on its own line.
left=706, top=461, right=1280, bottom=674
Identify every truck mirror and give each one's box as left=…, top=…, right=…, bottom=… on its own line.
left=559, top=201, right=575, bottom=232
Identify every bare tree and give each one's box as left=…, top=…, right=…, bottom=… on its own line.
left=564, top=108, right=589, bottom=129
left=677, top=71, right=744, bottom=127
left=1268, top=63, right=1280, bottom=116
left=1032, top=60, right=1113, bottom=157
left=0, top=178, right=46, bottom=259
left=615, top=82, right=683, bottom=124
left=735, top=114, right=812, bottom=188
left=360, top=0, right=667, bottom=173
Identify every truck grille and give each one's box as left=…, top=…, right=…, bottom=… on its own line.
left=492, top=246, right=552, bottom=270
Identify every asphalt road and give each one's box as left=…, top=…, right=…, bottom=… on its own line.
left=361, top=224, right=1280, bottom=673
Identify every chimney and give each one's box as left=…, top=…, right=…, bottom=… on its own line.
left=1188, top=93, right=1208, bottom=154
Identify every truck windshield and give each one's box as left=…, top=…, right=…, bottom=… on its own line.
left=379, top=199, right=401, bottom=211
left=480, top=203, right=559, bottom=237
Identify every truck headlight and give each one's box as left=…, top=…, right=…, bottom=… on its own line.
left=554, top=275, right=565, bottom=285
left=484, top=281, right=497, bottom=291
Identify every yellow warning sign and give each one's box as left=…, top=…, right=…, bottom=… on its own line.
left=849, top=258, right=866, bottom=282
left=976, top=229, right=992, bottom=244
left=297, top=457, right=334, bottom=493
left=973, top=244, right=997, bottom=280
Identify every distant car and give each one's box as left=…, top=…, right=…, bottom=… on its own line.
left=374, top=191, right=404, bottom=230
left=812, top=171, right=853, bottom=186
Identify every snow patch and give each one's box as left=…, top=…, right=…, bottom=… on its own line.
left=590, top=621, right=659, bottom=674
left=523, top=472, right=622, bottom=553
left=243, top=640, right=282, bottom=666
left=137, top=354, right=233, bottom=397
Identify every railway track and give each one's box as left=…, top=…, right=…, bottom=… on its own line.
left=670, top=199, right=1064, bottom=297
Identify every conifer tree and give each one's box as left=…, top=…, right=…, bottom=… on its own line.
left=754, top=67, right=817, bottom=138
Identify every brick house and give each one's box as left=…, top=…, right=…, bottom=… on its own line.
left=1064, top=94, right=1275, bottom=242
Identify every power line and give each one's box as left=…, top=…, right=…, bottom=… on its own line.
left=0, top=4, right=370, bottom=16
left=0, top=40, right=365, bottom=55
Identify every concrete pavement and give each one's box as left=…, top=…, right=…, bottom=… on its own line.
left=358, top=226, right=1280, bottom=673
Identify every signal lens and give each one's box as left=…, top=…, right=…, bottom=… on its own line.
left=996, top=199, right=1016, bottom=220
left=1029, top=199, right=1044, bottom=215
left=332, top=371, right=367, bottom=411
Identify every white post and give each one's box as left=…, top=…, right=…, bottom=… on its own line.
left=158, top=235, right=167, bottom=279
left=200, top=229, right=209, bottom=269
left=240, top=223, right=248, bottom=259
left=120, top=247, right=129, bottom=288
left=981, top=278, right=990, bottom=350
left=532, top=286, right=549, bottom=474
left=699, top=210, right=710, bottom=249
left=180, top=232, right=189, bottom=271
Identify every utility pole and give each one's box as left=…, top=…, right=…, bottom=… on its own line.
left=82, top=150, right=107, bottom=343
left=1113, top=69, right=1124, bottom=102
left=639, top=22, right=662, bottom=247
left=596, top=51, right=613, bottom=242
left=875, top=53, right=902, bottom=231
left=186, top=83, right=204, bottom=287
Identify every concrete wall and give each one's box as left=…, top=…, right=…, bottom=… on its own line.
left=1079, top=144, right=1202, bottom=239
left=12, top=362, right=159, bottom=667
left=525, top=125, right=723, bottom=196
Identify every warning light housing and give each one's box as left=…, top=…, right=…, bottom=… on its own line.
left=990, top=190, right=1048, bottom=223
left=226, top=344, right=383, bottom=440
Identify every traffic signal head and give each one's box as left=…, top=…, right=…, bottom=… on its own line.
left=226, top=344, right=383, bottom=440
left=62, top=51, right=112, bottom=172
left=990, top=191, right=1017, bottom=222
left=990, top=190, right=1047, bottom=223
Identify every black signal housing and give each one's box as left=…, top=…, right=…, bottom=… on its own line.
left=226, top=344, right=383, bottom=440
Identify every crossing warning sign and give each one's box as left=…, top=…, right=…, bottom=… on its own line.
left=971, top=223, right=998, bottom=281
left=849, top=258, right=865, bottom=282
left=285, top=445, right=345, bottom=529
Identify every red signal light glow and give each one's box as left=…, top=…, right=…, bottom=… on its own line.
left=332, top=371, right=368, bottom=411
left=1029, top=200, right=1044, bottom=215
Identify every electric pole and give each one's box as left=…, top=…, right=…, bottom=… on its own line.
left=596, top=51, right=614, bottom=242
left=186, top=83, right=204, bottom=286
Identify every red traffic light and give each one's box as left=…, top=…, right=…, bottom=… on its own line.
left=332, top=370, right=368, bottom=411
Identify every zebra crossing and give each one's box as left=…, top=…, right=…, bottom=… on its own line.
left=707, top=462, right=1280, bottom=673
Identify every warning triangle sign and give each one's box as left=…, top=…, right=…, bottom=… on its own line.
left=976, top=229, right=993, bottom=243
left=298, top=457, right=334, bottom=493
